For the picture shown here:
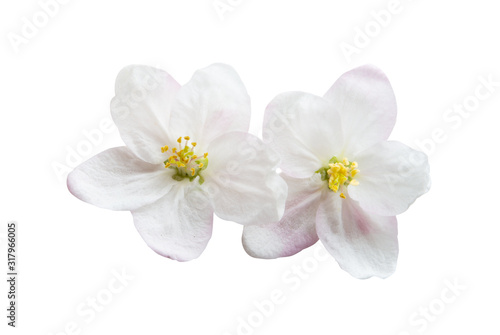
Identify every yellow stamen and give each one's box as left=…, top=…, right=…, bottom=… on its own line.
left=159, top=136, right=209, bottom=184
left=321, top=156, right=360, bottom=199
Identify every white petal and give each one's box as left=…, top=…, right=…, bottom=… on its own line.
left=203, top=132, right=287, bottom=225
left=242, top=174, right=324, bottom=258
left=168, top=64, right=250, bottom=149
left=323, top=65, right=397, bottom=155
left=349, top=141, right=431, bottom=216
left=132, top=184, right=213, bottom=261
left=316, top=193, right=398, bottom=279
left=111, top=65, right=180, bottom=164
left=67, top=147, right=173, bottom=211
left=263, top=91, right=344, bottom=178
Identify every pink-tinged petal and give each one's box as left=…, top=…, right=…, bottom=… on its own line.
left=203, top=132, right=287, bottom=225
left=323, top=65, right=397, bottom=155
left=132, top=184, right=213, bottom=261
left=168, top=64, right=250, bottom=150
left=67, top=147, right=174, bottom=211
left=349, top=141, right=431, bottom=216
left=316, top=192, right=398, bottom=279
left=263, top=91, right=344, bottom=178
left=242, top=174, right=324, bottom=259
left=111, top=65, right=181, bottom=164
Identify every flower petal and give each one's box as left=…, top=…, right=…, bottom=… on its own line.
left=132, top=183, right=213, bottom=261
left=242, top=174, right=324, bottom=258
left=262, top=91, right=344, bottom=178
left=111, top=65, right=181, bottom=164
left=349, top=141, right=431, bottom=216
left=316, top=193, right=398, bottom=279
left=323, top=65, right=397, bottom=155
left=67, top=147, right=173, bottom=211
left=168, top=64, right=250, bottom=149
left=203, top=132, right=287, bottom=225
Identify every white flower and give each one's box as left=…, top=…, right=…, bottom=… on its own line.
left=242, top=65, right=430, bottom=279
left=68, top=64, right=287, bottom=261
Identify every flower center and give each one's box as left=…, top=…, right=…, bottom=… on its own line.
left=316, top=156, right=359, bottom=199
left=160, top=136, right=208, bottom=184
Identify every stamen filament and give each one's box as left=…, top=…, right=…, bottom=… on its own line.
left=160, top=136, right=209, bottom=185
left=317, top=156, right=360, bottom=199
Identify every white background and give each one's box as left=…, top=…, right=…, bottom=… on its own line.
left=1, top=0, right=499, bottom=334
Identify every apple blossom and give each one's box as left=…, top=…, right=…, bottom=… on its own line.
left=68, top=64, right=287, bottom=261
left=242, top=65, right=430, bottom=279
